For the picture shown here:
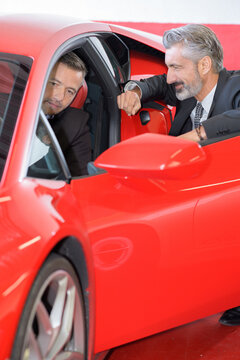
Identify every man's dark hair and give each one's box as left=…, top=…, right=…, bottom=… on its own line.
left=58, top=52, right=87, bottom=78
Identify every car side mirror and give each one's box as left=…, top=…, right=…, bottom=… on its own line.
left=94, top=133, right=207, bottom=180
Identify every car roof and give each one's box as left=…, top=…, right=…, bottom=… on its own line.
left=0, top=13, right=165, bottom=58
left=0, top=13, right=111, bottom=57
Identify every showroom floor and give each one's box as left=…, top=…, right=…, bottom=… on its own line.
left=107, top=313, right=240, bottom=359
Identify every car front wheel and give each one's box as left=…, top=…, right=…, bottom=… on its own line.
left=11, top=253, right=86, bottom=360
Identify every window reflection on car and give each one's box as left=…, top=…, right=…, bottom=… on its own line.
left=27, top=118, right=65, bottom=180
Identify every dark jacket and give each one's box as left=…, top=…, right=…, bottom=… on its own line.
left=50, top=107, right=91, bottom=176
left=135, top=68, right=240, bottom=138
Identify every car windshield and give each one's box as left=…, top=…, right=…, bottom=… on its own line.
left=0, top=54, right=32, bottom=179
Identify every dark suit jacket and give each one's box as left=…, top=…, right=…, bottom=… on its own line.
left=135, top=68, right=240, bottom=138
left=49, top=107, right=91, bottom=176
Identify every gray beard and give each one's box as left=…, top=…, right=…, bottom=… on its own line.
left=176, top=80, right=203, bottom=100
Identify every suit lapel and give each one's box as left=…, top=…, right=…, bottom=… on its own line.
left=169, top=97, right=196, bottom=135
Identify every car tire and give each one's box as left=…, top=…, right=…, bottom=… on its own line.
left=11, top=253, right=86, bottom=359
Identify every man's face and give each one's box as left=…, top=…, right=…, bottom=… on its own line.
left=165, top=43, right=203, bottom=101
left=42, top=62, right=83, bottom=115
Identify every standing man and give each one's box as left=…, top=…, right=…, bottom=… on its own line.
left=42, top=52, right=91, bottom=176
left=117, top=23, right=240, bottom=325
left=117, top=24, right=240, bottom=142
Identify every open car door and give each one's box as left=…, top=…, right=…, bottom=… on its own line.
left=110, top=24, right=174, bottom=140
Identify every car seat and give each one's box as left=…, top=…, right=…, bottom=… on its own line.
left=70, top=80, right=88, bottom=109
left=0, top=62, right=14, bottom=93
left=0, top=62, right=14, bottom=123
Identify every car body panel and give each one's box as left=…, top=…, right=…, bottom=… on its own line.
left=0, top=176, right=97, bottom=358
left=0, top=14, right=110, bottom=56
left=0, top=14, right=164, bottom=59
left=73, top=135, right=240, bottom=351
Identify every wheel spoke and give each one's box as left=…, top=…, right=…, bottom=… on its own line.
left=55, top=351, right=84, bottom=360
left=50, top=275, right=68, bottom=329
left=46, top=283, right=76, bottom=359
left=24, top=328, right=43, bottom=360
left=36, top=299, right=53, bottom=356
left=47, top=275, right=69, bottom=350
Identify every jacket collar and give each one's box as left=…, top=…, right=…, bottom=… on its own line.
left=208, top=68, right=229, bottom=117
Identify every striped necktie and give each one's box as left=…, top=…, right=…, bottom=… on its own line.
left=194, top=102, right=204, bottom=129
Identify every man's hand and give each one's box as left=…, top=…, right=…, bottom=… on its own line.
left=178, top=125, right=207, bottom=142
left=117, top=88, right=141, bottom=116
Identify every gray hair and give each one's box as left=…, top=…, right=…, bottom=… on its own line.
left=58, top=52, right=87, bottom=78
left=163, top=24, right=223, bottom=73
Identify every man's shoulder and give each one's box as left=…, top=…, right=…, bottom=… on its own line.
left=64, top=106, right=88, bottom=117
left=57, top=106, right=89, bottom=123
left=221, top=68, right=240, bottom=80
left=213, top=68, right=240, bottom=112
left=228, top=69, right=240, bottom=78
left=218, top=68, right=240, bottom=92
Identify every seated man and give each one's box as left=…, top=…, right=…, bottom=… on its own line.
left=41, top=52, right=91, bottom=176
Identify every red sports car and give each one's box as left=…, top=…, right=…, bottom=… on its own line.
left=0, top=13, right=239, bottom=360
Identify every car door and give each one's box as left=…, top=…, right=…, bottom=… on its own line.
left=70, top=133, right=240, bottom=351
left=68, top=31, right=172, bottom=162
left=190, top=136, right=240, bottom=312
left=70, top=135, right=198, bottom=350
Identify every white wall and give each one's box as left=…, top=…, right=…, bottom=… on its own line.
left=1, top=0, right=240, bottom=24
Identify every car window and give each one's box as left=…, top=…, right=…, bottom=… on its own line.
left=101, top=33, right=130, bottom=82
left=27, top=114, right=69, bottom=180
left=90, top=36, right=128, bottom=83
left=0, top=54, right=32, bottom=179
left=0, top=62, right=13, bottom=134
